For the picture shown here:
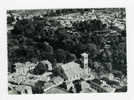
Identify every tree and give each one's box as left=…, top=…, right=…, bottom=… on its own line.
left=43, top=42, right=54, bottom=54
left=85, top=43, right=98, bottom=58
left=55, top=49, right=67, bottom=63
left=33, top=62, right=48, bottom=75
left=66, top=52, right=77, bottom=63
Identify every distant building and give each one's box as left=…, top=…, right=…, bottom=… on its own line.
left=14, top=62, right=36, bottom=75
left=52, top=76, right=64, bottom=85
left=100, top=80, right=116, bottom=92
left=8, top=83, right=32, bottom=94
left=25, top=61, right=36, bottom=71
left=14, top=63, right=27, bottom=75
left=81, top=53, right=90, bottom=74
left=80, top=81, right=97, bottom=93
left=81, top=53, right=88, bottom=69
left=44, top=87, right=69, bottom=94
left=87, top=79, right=116, bottom=92
left=87, top=80, right=107, bottom=92
left=56, top=61, right=83, bottom=82
left=81, top=81, right=90, bottom=90
left=43, top=82, right=55, bottom=92
left=43, top=77, right=65, bottom=93
left=21, top=85, right=33, bottom=94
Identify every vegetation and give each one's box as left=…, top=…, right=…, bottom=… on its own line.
left=7, top=9, right=126, bottom=75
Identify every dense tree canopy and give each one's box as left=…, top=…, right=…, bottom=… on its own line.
left=8, top=11, right=126, bottom=74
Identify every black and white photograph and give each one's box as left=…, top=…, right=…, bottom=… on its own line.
left=7, top=8, right=127, bottom=94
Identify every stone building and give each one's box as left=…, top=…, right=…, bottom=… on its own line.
left=56, top=61, right=83, bottom=82
left=81, top=53, right=91, bottom=75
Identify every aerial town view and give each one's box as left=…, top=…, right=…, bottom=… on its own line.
left=7, top=8, right=127, bottom=94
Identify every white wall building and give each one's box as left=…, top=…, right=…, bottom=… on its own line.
left=81, top=53, right=90, bottom=74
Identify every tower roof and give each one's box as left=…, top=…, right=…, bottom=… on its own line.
left=81, top=53, right=88, bottom=57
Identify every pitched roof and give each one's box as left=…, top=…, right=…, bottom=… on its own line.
left=52, top=76, right=64, bottom=85
left=44, top=87, right=68, bottom=94
left=61, top=61, right=83, bottom=80
left=81, top=53, right=88, bottom=57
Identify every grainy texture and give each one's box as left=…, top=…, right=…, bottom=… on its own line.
left=7, top=8, right=127, bottom=94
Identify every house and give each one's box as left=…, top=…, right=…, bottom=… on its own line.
left=21, top=85, right=33, bottom=94
left=14, top=63, right=26, bottom=75
left=25, top=61, right=36, bottom=71
left=80, top=81, right=97, bottom=93
left=14, top=62, right=35, bottom=75
left=44, top=87, right=69, bottom=94
left=43, top=82, right=55, bottom=92
left=52, top=76, right=64, bottom=85
left=66, top=81, right=76, bottom=92
left=8, top=83, right=32, bottom=94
